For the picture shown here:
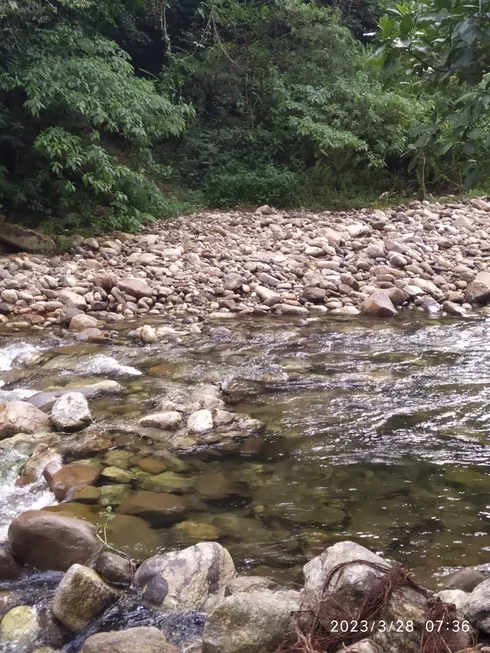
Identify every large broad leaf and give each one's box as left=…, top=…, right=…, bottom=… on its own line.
left=464, top=166, right=481, bottom=188
left=400, top=14, right=414, bottom=34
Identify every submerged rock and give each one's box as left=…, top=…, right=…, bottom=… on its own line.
left=44, top=463, right=101, bottom=501
left=134, top=541, right=235, bottom=611
left=0, top=545, right=23, bottom=581
left=116, top=490, right=187, bottom=523
left=52, top=564, right=119, bottom=632
left=0, top=605, right=40, bottom=644
left=8, top=510, right=102, bottom=571
left=80, top=627, right=179, bottom=653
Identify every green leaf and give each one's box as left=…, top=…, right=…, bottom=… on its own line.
left=400, top=14, right=413, bottom=34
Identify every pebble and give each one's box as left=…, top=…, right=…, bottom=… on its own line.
left=1, top=199, right=490, bottom=327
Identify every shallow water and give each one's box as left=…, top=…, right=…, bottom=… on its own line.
left=2, top=313, right=490, bottom=588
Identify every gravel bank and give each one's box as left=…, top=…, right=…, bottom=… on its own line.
left=2, top=198, right=490, bottom=330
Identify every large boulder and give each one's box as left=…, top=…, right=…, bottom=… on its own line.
left=464, top=578, right=490, bottom=632
left=52, top=564, right=119, bottom=631
left=117, top=278, right=153, bottom=299
left=303, top=541, right=473, bottom=653
left=58, top=290, right=87, bottom=310
left=362, top=292, right=397, bottom=318
left=51, top=392, right=92, bottom=432
left=0, top=401, right=51, bottom=439
left=8, top=510, right=102, bottom=571
left=465, top=271, right=490, bottom=304
left=442, top=567, right=486, bottom=592
left=80, top=627, right=179, bottom=653
left=44, top=463, right=101, bottom=501
left=134, top=541, right=236, bottom=611
left=0, top=222, right=54, bottom=252
left=304, top=540, right=391, bottom=598
left=202, top=590, right=303, bottom=653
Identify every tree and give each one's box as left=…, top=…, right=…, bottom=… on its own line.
left=0, top=0, right=191, bottom=231
left=376, top=0, right=490, bottom=187
left=164, top=0, right=428, bottom=206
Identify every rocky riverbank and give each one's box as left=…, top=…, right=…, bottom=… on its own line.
left=0, top=512, right=489, bottom=653
left=3, top=198, right=490, bottom=330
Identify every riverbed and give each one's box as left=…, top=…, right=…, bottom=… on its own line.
left=1, top=312, right=490, bottom=589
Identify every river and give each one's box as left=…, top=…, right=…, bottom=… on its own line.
left=1, top=313, right=490, bottom=589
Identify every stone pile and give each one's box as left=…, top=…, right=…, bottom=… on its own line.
left=0, top=520, right=489, bottom=653
left=2, top=198, right=490, bottom=329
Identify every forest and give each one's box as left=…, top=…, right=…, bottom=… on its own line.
left=1, top=0, right=490, bottom=232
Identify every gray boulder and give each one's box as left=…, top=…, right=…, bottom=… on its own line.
left=436, top=589, right=468, bottom=610
left=94, top=551, right=133, bottom=586
left=52, top=564, right=119, bottom=631
left=51, top=392, right=92, bottom=432
left=362, top=292, right=397, bottom=318
left=464, top=578, right=490, bottom=632
left=0, top=401, right=51, bottom=439
left=187, top=409, right=213, bottom=435
left=334, top=641, right=383, bottom=653
left=134, top=541, right=235, bottom=611
left=466, top=271, right=490, bottom=304
left=80, top=627, right=179, bottom=653
left=139, top=411, right=182, bottom=430
left=304, top=540, right=390, bottom=598
left=202, top=590, right=303, bottom=653
left=442, top=567, right=486, bottom=592
left=0, top=223, right=54, bottom=252
left=117, top=278, right=153, bottom=299
left=304, top=541, right=473, bottom=653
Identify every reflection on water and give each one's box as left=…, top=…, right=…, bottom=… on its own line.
left=2, top=314, right=490, bottom=586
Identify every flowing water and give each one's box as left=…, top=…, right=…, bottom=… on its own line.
left=2, top=313, right=490, bottom=592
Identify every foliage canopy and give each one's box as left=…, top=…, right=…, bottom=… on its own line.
left=376, top=0, right=490, bottom=187
left=0, top=0, right=483, bottom=230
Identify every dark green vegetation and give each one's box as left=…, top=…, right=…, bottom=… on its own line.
left=0, top=0, right=488, bottom=232
left=377, top=0, right=490, bottom=191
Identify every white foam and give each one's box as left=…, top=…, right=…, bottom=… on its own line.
left=0, top=451, right=55, bottom=541
left=76, top=354, right=142, bottom=377
left=0, top=343, right=40, bottom=372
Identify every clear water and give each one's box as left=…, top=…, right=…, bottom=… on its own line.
left=2, top=314, right=490, bottom=588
